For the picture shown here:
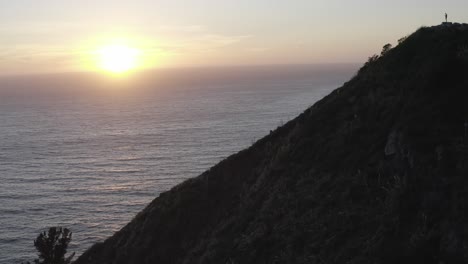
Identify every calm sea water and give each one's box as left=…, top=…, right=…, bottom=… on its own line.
left=0, top=65, right=356, bottom=263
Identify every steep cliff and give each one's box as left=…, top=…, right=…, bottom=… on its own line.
left=75, top=24, right=468, bottom=264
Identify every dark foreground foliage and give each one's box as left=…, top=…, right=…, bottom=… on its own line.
left=23, top=227, right=74, bottom=264
left=75, top=23, right=468, bottom=264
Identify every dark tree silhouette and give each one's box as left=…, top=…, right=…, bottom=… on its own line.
left=398, top=36, right=408, bottom=45
left=381, top=43, right=392, bottom=56
left=23, top=227, right=75, bottom=264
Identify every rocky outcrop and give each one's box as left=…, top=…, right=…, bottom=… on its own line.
left=75, top=24, right=468, bottom=264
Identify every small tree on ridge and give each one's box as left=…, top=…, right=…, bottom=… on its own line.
left=381, top=43, right=393, bottom=56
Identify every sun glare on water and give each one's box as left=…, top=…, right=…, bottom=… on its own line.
left=97, top=44, right=140, bottom=74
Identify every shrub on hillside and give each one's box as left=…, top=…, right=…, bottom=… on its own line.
left=22, top=227, right=75, bottom=264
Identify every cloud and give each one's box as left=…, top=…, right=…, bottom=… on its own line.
left=155, top=33, right=251, bottom=55
left=244, top=47, right=269, bottom=53
left=0, top=44, right=80, bottom=73
left=156, top=25, right=206, bottom=33
left=199, top=34, right=250, bottom=46
left=0, top=22, right=252, bottom=73
left=141, top=24, right=251, bottom=54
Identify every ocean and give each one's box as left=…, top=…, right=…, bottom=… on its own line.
left=0, top=64, right=357, bottom=263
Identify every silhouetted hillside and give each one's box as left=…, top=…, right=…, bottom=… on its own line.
left=75, top=23, right=468, bottom=264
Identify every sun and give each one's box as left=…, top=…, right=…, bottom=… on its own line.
left=97, top=44, right=140, bottom=74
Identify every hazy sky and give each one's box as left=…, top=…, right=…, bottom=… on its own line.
left=0, top=0, right=466, bottom=75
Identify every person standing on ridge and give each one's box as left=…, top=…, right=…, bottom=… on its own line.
left=445, top=13, right=448, bottom=23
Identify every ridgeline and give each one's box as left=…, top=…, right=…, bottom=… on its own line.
left=75, top=24, right=468, bottom=264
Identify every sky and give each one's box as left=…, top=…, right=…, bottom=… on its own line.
left=0, top=0, right=467, bottom=75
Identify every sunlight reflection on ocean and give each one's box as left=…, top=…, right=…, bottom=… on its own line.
left=0, top=65, right=356, bottom=263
